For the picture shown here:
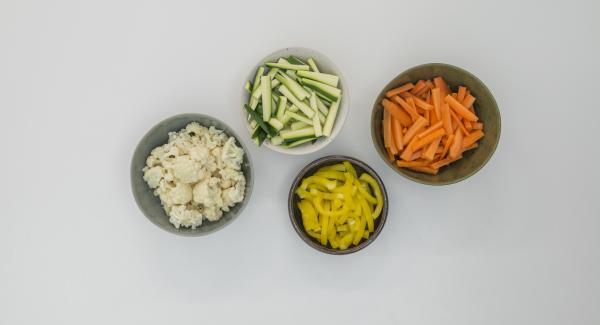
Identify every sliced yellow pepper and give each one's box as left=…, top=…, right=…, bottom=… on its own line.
left=301, top=176, right=337, bottom=191
left=358, top=194, right=374, bottom=232
left=359, top=173, right=383, bottom=220
left=314, top=170, right=346, bottom=181
left=354, top=179, right=377, bottom=204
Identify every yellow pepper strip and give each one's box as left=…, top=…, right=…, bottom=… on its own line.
left=319, top=203, right=329, bottom=246
left=352, top=203, right=367, bottom=245
left=309, top=188, right=343, bottom=200
left=301, top=176, right=337, bottom=191
left=339, top=232, right=354, bottom=250
left=298, top=200, right=319, bottom=231
left=295, top=187, right=313, bottom=199
left=354, top=179, right=377, bottom=204
left=358, top=194, right=374, bottom=232
left=318, top=163, right=346, bottom=172
left=307, top=183, right=329, bottom=192
left=314, top=171, right=346, bottom=181
left=362, top=231, right=370, bottom=240
left=359, top=173, right=383, bottom=220
left=307, top=230, right=321, bottom=240
left=336, top=225, right=349, bottom=232
left=342, top=161, right=357, bottom=179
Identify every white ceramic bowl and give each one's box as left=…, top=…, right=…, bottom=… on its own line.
left=241, top=47, right=349, bottom=155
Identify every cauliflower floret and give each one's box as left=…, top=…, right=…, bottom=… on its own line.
left=189, top=145, right=210, bottom=163
left=143, top=166, right=163, bottom=189
left=222, top=183, right=245, bottom=210
left=156, top=181, right=192, bottom=205
left=169, top=205, right=203, bottom=229
left=185, top=122, right=207, bottom=137
left=202, top=205, right=223, bottom=221
left=167, top=156, right=207, bottom=183
left=221, top=137, right=244, bottom=170
left=192, top=177, right=223, bottom=207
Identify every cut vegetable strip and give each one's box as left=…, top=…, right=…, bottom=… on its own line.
left=402, top=116, right=428, bottom=146
left=307, top=57, right=319, bottom=72
left=300, top=78, right=342, bottom=101
left=382, top=98, right=412, bottom=127
left=265, top=62, right=310, bottom=71
left=322, top=98, right=340, bottom=137
left=392, top=96, right=420, bottom=122
left=449, top=128, right=464, bottom=158
left=385, top=83, right=414, bottom=98
left=462, top=130, right=484, bottom=148
left=260, top=76, right=272, bottom=121
left=297, top=70, right=339, bottom=87
left=445, top=95, right=479, bottom=121
left=279, top=85, right=315, bottom=118
left=391, top=117, right=404, bottom=151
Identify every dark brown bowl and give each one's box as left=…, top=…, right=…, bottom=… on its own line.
left=371, top=63, right=501, bottom=185
left=288, top=155, right=389, bottom=255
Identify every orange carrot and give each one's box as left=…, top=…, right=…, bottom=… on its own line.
left=445, top=95, right=478, bottom=122
left=391, top=117, right=404, bottom=151
left=449, top=128, right=463, bottom=158
left=462, top=94, right=476, bottom=109
left=385, top=83, right=414, bottom=98
left=440, top=134, right=455, bottom=158
left=383, top=109, right=393, bottom=151
left=417, top=121, right=443, bottom=139
left=392, top=96, right=420, bottom=122
left=412, top=128, right=445, bottom=152
left=408, top=166, right=438, bottom=175
left=410, top=80, right=427, bottom=95
left=462, top=130, right=484, bottom=148
left=410, top=150, right=423, bottom=160
left=397, top=160, right=428, bottom=168
left=382, top=98, right=412, bottom=127
left=413, top=96, right=433, bottom=110
left=425, top=80, right=435, bottom=90
left=457, top=86, right=467, bottom=102
left=423, top=136, right=442, bottom=161
left=433, top=77, right=450, bottom=97
left=464, top=120, right=473, bottom=131
left=441, top=103, right=453, bottom=135
left=431, top=88, right=442, bottom=120
left=471, top=122, right=484, bottom=130
left=430, top=155, right=462, bottom=169
left=399, top=92, right=413, bottom=99
left=449, top=109, right=469, bottom=135
left=400, top=135, right=420, bottom=161
left=402, top=116, right=428, bottom=146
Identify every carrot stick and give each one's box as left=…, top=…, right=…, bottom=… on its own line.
left=424, top=109, right=430, bottom=124
left=400, top=135, right=420, bottom=161
left=386, top=147, right=394, bottom=161
left=391, top=117, right=404, bottom=151
left=462, top=130, right=484, bottom=148
left=449, top=109, right=469, bottom=135
left=423, top=136, right=442, bottom=161
left=430, top=155, right=462, bottom=169
left=412, top=128, right=445, bottom=152
left=392, top=96, right=420, bottom=122
left=383, top=109, right=393, bottom=151
left=471, top=122, right=484, bottom=130
left=462, top=94, right=476, bottom=109
left=417, top=121, right=443, bottom=139
left=402, top=116, right=428, bottom=146
left=408, top=166, right=438, bottom=175
left=385, top=83, right=414, bottom=98
left=413, top=96, right=433, bottom=110
left=457, top=86, right=467, bottom=102
left=464, top=120, right=473, bottom=131
left=425, top=80, right=435, bottom=90
left=445, top=95, right=479, bottom=122
left=440, top=134, right=455, bottom=158
left=431, top=88, right=442, bottom=120
left=433, top=77, right=450, bottom=97
left=382, top=98, right=412, bottom=127
left=441, top=103, right=453, bottom=135
left=406, top=96, right=421, bottom=120
left=449, top=128, right=463, bottom=159
left=396, top=160, right=428, bottom=168
left=462, top=143, right=478, bottom=152
left=410, top=80, right=427, bottom=95
left=399, top=92, right=413, bottom=99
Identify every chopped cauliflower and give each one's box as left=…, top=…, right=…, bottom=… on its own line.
left=142, top=122, right=246, bottom=228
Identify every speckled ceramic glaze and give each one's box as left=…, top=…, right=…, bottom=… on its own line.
left=288, top=155, right=388, bottom=255
left=131, top=113, right=253, bottom=236
left=371, top=63, right=501, bottom=185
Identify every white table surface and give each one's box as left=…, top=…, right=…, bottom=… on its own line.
left=1, top=1, right=599, bottom=324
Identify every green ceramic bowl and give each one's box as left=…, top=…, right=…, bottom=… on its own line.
left=371, top=63, right=501, bottom=185
left=131, top=113, right=253, bottom=236
left=288, top=155, right=388, bottom=255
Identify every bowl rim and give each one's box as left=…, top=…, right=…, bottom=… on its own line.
left=130, top=112, right=254, bottom=237
left=370, top=62, right=501, bottom=186
left=241, top=46, right=350, bottom=156
left=287, top=155, right=388, bottom=255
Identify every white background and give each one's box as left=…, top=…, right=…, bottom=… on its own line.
left=1, top=0, right=599, bottom=324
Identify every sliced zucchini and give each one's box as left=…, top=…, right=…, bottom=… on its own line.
left=252, top=66, right=265, bottom=92
left=280, top=127, right=315, bottom=140
left=278, top=85, right=314, bottom=118
left=276, top=96, right=287, bottom=121
left=285, top=111, right=312, bottom=125
left=322, top=98, right=340, bottom=137
left=285, top=137, right=318, bottom=148
left=268, top=118, right=284, bottom=131
left=244, top=81, right=252, bottom=93
left=288, top=104, right=299, bottom=113
left=299, top=78, right=341, bottom=101
left=297, top=71, right=339, bottom=87
left=290, top=121, right=310, bottom=130
left=260, top=76, right=272, bottom=121
left=270, top=136, right=284, bottom=146
left=265, top=62, right=309, bottom=71
left=307, top=58, right=319, bottom=72
left=245, top=104, right=277, bottom=137
left=275, top=73, right=309, bottom=100
left=287, top=55, right=307, bottom=65
left=316, top=96, right=330, bottom=116
left=310, top=92, right=322, bottom=137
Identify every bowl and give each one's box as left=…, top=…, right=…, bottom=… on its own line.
left=288, top=155, right=388, bottom=255
left=371, top=63, right=501, bottom=185
left=131, top=113, right=253, bottom=236
left=241, top=47, right=349, bottom=155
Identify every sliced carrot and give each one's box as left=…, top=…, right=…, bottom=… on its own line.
left=383, top=109, right=393, bottom=150
left=396, top=160, right=428, bottom=168
left=457, top=86, right=467, bottom=102
left=408, top=166, right=438, bottom=175
left=424, top=109, right=430, bottom=124
left=410, top=150, right=423, bottom=160
left=462, top=94, right=476, bottom=109
left=399, top=92, right=413, bottom=99
left=461, top=143, right=478, bottom=153
left=441, top=103, right=453, bottom=135
left=433, top=77, right=450, bottom=97
left=385, top=83, right=414, bottom=98
left=410, top=80, right=427, bottom=95
left=400, top=136, right=421, bottom=161
left=386, top=147, right=394, bottom=161
left=462, top=130, right=484, bottom=148
left=430, top=155, right=462, bottom=169
left=417, top=121, right=443, bottom=139
left=412, top=128, right=445, bottom=152
left=413, top=96, right=433, bottom=110
left=423, top=136, right=442, bottom=161
left=431, top=88, right=442, bottom=120
left=382, top=98, right=412, bottom=127
left=464, top=120, right=473, bottom=131
left=392, top=96, right=420, bottom=122
left=445, top=95, right=478, bottom=122
left=440, top=134, right=455, bottom=158
left=449, top=128, right=463, bottom=159
left=391, top=117, right=404, bottom=151
left=471, top=122, right=484, bottom=130
left=402, top=116, right=428, bottom=146
left=449, top=109, right=469, bottom=135
left=425, top=80, right=435, bottom=90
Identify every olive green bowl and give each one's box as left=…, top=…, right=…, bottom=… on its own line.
left=371, top=63, right=501, bottom=185
left=131, top=113, right=253, bottom=236
left=288, top=155, right=388, bottom=255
